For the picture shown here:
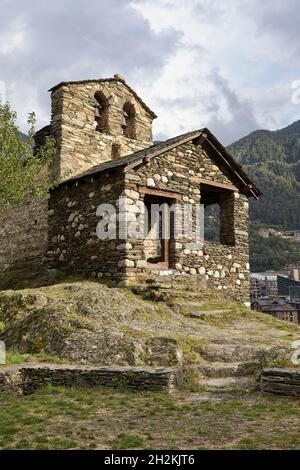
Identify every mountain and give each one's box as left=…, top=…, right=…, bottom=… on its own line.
left=20, top=132, right=28, bottom=141
left=227, top=120, right=300, bottom=272
left=228, top=120, right=300, bottom=229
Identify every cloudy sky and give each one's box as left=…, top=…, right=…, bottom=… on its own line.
left=0, top=0, right=299, bottom=145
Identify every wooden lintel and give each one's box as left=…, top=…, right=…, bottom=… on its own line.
left=192, top=134, right=207, bottom=146
left=199, top=178, right=239, bottom=192
left=139, top=186, right=182, bottom=200
left=204, top=137, right=259, bottom=200
left=125, top=158, right=143, bottom=172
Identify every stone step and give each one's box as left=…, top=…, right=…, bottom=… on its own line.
left=198, top=343, right=271, bottom=363
left=198, top=361, right=260, bottom=378
left=172, top=292, right=210, bottom=298
left=186, top=393, right=236, bottom=404
left=199, top=376, right=258, bottom=393
left=146, top=285, right=205, bottom=294
left=139, top=287, right=212, bottom=303
left=143, top=275, right=207, bottom=289
left=170, top=301, right=206, bottom=310
left=143, top=270, right=175, bottom=278
left=159, top=289, right=215, bottom=299
left=188, top=309, right=232, bottom=318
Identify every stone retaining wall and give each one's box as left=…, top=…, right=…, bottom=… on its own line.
left=0, top=363, right=179, bottom=395
left=261, top=368, right=300, bottom=398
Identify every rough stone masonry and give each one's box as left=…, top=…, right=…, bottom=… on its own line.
left=0, top=74, right=260, bottom=304
left=0, top=363, right=179, bottom=395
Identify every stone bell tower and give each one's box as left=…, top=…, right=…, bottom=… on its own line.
left=46, top=74, right=157, bottom=180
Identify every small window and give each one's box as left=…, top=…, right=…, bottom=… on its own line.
left=201, top=186, right=235, bottom=246
left=202, top=189, right=221, bottom=243
left=94, top=91, right=109, bottom=133
left=122, top=102, right=136, bottom=139
left=112, top=143, right=121, bottom=160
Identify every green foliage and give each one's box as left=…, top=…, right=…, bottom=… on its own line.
left=108, top=433, right=144, bottom=449
left=249, top=223, right=300, bottom=272
left=0, top=102, right=56, bottom=208
left=180, top=367, right=201, bottom=392
left=204, top=204, right=220, bottom=243
left=228, top=120, right=300, bottom=271
left=2, top=350, right=26, bottom=366
left=228, top=121, right=300, bottom=230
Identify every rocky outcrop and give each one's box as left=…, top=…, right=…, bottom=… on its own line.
left=0, top=280, right=298, bottom=392
left=0, top=283, right=183, bottom=367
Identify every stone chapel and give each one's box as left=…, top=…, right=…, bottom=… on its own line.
left=0, top=74, right=260, bottom=303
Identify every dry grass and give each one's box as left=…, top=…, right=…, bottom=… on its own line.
left=0, top=385, right=299, bottom=450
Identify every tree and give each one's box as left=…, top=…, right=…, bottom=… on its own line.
left=0, top=101, right=56, bottom=208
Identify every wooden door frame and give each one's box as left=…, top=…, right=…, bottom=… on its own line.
left=141, top=187, right=179, bottom=269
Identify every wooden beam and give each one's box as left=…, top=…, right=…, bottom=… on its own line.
left=139, top=186, right=182, bottom=200
left=192, top=133, right=207, bottom=146
left=198, top=178, right=239, bottom=192
left=204, top=137, right=259, bottom=200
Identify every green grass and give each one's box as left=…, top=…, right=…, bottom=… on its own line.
left=2, top=350, right=25, bottom=366
left=0, top=386, right=299, bottom=450
left=108, top=433, right=144, bottom=450
left=0, top=349, right=71, bottom=368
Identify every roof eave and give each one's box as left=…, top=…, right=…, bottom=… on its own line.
left=123, top=128, right=261, bottom=199
left=201, top=128, right=262, bottom=199
left=54, top=127, right=262, bottom=200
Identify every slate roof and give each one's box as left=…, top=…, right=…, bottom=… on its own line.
left=49, top=77, right=157, bottom=119
left=59, top=128, right=261, bottom=199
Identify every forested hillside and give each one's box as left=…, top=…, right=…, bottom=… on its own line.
left=228, top=120, right=300, bottom=271
left=228, top=120, right=300, bottom=229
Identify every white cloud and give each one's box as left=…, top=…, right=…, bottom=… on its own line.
left=0, top=0, right=299, bottom=144
left=133, top=0, right=300, bottom=143
left=0, top=0, right=179, bottom=132
left=0, top=17, right=27, bottom=55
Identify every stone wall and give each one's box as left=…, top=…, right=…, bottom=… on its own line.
left=0, top=365, right=23, bottom=394
left=0, top=77, right=154, bottom=272
left=47, top=170, right=126, bottom=281
left=261, top=368, right=300, bottom=397
left=47, top=139, right=251, bottom=302
left=122, top=140, right=250, bottom=303
left=50, top=78, right=154, bottom=180
left=0, top=199, right=48, bottom=272
left=0, top=77, right=252, bottom=306
left=0, top=363, right=178, bottom=395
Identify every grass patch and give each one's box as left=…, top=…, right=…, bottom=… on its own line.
left=108, top=433, right=144, bottom=450
left=0, top=386, right=299, bottom=450
left=0, top=349, right=71, bottom=368
left=2, top=350, right=26, bottom=366
left=180, top=367, right=201, bottom=392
